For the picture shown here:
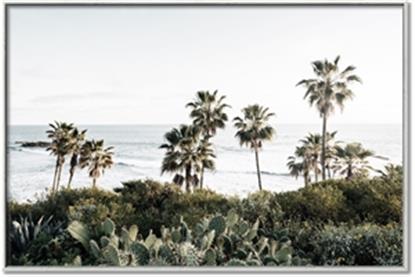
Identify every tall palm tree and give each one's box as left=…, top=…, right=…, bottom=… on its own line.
left=297, top=55, right=361, bottom=180
left=46, top=121, right=74, bottom=194
left=160, top=124, right=214, bottom=192
left=79, top=140, right=114, bottom=188
left=66, top=127, right=87, bottom=189
left=333, top=142, right=374, bottom=180
left=186, top=90, right=230, bottom=188
left=233, top=104, right=275, bottom=191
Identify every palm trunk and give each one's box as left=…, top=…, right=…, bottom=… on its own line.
left=185, top=164, right=191, bottom=193
left=92, top=177, right=97, bottom=188
left=321, top=113, right=327, bottom=180
left=327, top=163, right=332, bottom=179
left=304, top=171, right=309, bottom=186
left=67, top=166, right=75, bottom=189
left=254, top=146, right=262, bottom=191
left=346, top=164, right=353, bottom=180
left=67, top=154, right=77, bottom=189
left=200, top=166, right=204, bottom=189
left=314, top=168, right=319, bottom=183
left=51, top=158, right=60, bottom=194
left=55, top=162, right=63, bottom=192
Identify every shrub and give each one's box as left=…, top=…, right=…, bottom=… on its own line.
left=275, top=183, right=347, bottom=222
left=312, top=223, right=403, bottom=265
left=236, top=190, right=283, bottom=227
left=275, top=175, right=402, bottom=224
left=114, top=179, right=237, bottom=236
left=9, top=188, right=119, bottom=225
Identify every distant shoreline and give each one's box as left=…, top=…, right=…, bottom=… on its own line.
left=8, top=123, right=403, bottom=127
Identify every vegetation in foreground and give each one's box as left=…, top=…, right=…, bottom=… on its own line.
left=8, top=164, right=402, bottom=266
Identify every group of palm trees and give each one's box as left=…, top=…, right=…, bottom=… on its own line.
left=287, top=55, right=379, bottom=185
left=44, top=55, right=378, bottom=194
left=160, top=91, right=230, bottom=193
left=160, top=92, right=277, bottom=192
left=160, top=55, right=377, bottom=192
left=46, top=122, right=114, bottom=194
left=287, top=132, right=376, bottom=186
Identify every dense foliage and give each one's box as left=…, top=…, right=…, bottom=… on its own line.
left=8, top=167, right=403, bottom=266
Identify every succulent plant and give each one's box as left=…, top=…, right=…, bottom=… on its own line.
left=66, top=213, right=303, bottom=267
left=208, top=215, right=227, bottom=237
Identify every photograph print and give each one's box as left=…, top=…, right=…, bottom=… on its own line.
left=6, top=3, right=407, bottom=270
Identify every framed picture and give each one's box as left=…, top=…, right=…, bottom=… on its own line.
left=4, top=1, right=410, bottom=273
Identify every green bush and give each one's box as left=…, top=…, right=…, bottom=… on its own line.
left=9, top=188, right=119, bottom=225
left=236, top=190, right=283, bottom=227
left=312, top=223, right=402, bottom=265
left=113, top=179, right=237, bottom=236
left=275, top=184, right=347, bottom=222
left=275, top=176, right=402, bottom=224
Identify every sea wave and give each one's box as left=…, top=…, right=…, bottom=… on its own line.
left=115, top=158, right=160, bottom=169
left=8, top=145, right=49, bottom=156
left=216, top=169, right=290, bottom=177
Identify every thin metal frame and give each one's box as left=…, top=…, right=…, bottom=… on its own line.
left=2, top=1, right=410, bottom=274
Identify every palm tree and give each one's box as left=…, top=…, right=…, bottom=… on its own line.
left=233, top=104, right=275, bottom=190
left=300, top=133, right=322, bottom=182
left=324, top=131, right=340, bottom=178
left=197, top=138, right=216, bottom=185
left=186, top=90, right=230, bottom=188
left=79, top=140, right=114, bottom=188
left=66, top=127, right=87, bottom=189
left=333, top=142, right=374, bottom=180
left=160, top=124, right=214, bottom=192
left=287, top=146, right=311, bottom=186
left=46, top=121, right=74, bottom=194
left=297, top=55, right=361, bottom=180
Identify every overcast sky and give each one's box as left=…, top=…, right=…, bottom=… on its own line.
left=8, top=6, right=403, bottom=125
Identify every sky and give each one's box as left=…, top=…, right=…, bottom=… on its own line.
left=8, top=5, right=403, bottom=125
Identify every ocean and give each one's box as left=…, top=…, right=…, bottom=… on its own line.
left=8, top=124, right=402, bottom=202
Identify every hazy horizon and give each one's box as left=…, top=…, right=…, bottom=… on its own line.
left=8, top=6, right=403, bottom=126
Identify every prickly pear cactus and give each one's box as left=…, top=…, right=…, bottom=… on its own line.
left=131, top=241, right=150, bottom=265
left=203, top=248, right=217, bottom=265
left=201, top=230, right=215, bottom=250
left=67, top=221, right=90, bottom=249
left=89, top=239, right=101, bottom=259
left=102, top=218, right=115, bottom=237
left=65, top=213, right=305, bottom=267
left=226, top=258, right=247, bottom=266
left=208, top=215, right=226, bottom=237
left=103, top=244, right=121, bottom=266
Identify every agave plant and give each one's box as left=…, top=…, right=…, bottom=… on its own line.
left=233, top=104, right=276, bottom=191
left=79, top=140, right=114, bottom=188
left=9, top=215, right=63, bottom=263
left=186, top=90, right=230, bottom=188
left=297, top=56, right=361, bottom=180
